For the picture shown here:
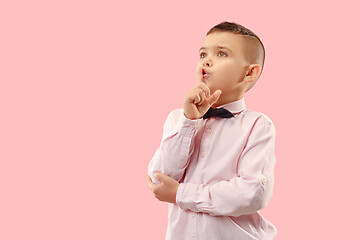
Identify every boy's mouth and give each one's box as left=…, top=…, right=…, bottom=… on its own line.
left=202, top=68, right=209, bottom=80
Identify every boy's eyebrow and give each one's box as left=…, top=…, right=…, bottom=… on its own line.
left=199, top=46, right=232, bottom=53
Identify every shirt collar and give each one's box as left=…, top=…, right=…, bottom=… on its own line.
left=214, top=96, right=246, bottom=115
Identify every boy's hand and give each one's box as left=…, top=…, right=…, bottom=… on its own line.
left=183, top=82, right=222, bottom=120
left=147, top=172, right=180, bottom=204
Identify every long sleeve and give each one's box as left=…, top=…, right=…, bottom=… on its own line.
left=148, top=109, right=203, bottom=184
left=175, top=118, right=276, bottom=217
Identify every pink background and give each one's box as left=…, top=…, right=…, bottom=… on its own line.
left=1, top=0, right=359, bottom=239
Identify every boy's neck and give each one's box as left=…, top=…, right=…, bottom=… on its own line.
left=212, top=94, right=244, bottom=108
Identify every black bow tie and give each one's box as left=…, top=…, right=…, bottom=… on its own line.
left=202, top=107, right=235, bottom=119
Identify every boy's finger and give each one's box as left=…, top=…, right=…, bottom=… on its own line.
left=208, top=90, right=222, bottom=106
left=154, top=172, right=163, bottom=182
left=155, top=172, right=171, bottom=185
left=197, top=89, right=205, bottom=104
left=199, top=97, right=204, bottom=105
left=194, top=94, right=200, bottom=104
left=195, top=65, right=203, bottom=82
left=198, top=82, right=210, bottom=97
left=147, top=176, right=156, bottom=190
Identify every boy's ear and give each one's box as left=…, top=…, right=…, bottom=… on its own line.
left=245, top=64, right=261, bottom=82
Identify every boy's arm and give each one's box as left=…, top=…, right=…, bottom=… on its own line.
left=147, top=109, right=202, bottom=184
left=175, top=119, right=276, bottom=217
left=148, top=81, right=221, bottom=184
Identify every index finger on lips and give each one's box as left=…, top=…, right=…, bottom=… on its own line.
left=195, top=65, right=203, bottom=82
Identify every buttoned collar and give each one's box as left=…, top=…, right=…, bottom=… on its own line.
left=214, top=97, right=246, bottom=115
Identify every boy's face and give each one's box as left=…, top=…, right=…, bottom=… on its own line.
left=196, top=31, right=250, bottom=103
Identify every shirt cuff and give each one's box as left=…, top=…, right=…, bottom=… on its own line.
left=176, top=109, right=203, bottom=137
left=175, top=182, right=197, bottom=211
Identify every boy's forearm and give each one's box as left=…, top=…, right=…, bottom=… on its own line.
left=175, top=177, right=272, bottom=217
left=148, top=110, right=202, bottom=183
left=148, top=138, right=193, bottom=183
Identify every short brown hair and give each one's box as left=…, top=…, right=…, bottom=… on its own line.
left=207, top=21, right=265, bottom=91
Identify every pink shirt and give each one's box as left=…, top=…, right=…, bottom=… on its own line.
left=148, top=97, right=277, bottom=240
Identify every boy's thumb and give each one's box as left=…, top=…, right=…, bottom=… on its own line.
left=154, top=172, right=163, bottom=182
left=209, top=90, right=222, bottom=105
left=154, top=172, right=171, bottom=184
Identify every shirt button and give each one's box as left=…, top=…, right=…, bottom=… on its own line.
left=206, top=128, right=212, bottom=133
left=200, top=152, right=206, bottom=158
left=261, top=178, right=267, bottom=185
left=191, top=213, right=196, bottom=218
left=189, top=125, right=194, bottom=129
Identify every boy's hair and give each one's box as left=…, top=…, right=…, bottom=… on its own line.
left=206, top=21, right=265, bottom=92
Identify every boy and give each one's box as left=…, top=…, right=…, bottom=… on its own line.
left=147, top=21, right=277, bottom=240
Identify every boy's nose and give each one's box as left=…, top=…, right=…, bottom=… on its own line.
left=202, top=59, right=212, bottom=67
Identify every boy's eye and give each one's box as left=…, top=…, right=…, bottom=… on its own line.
left=199, top=51, right=227, bottom=58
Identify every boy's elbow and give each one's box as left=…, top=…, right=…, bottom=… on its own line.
left=251, top=182, right=273, bottom=212
left=232, top=182, right=273, bottom=216
left=251, top=193, right=268, bottom=212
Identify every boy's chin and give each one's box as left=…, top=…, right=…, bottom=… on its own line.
left=198, top=79, right=208, bottom=85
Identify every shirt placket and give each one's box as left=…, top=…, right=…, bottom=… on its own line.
left=189, top=122, right=213, bottom=239
left=189, top=211, right=197, bottom=239
left=199, top=120, right=213, bottom=162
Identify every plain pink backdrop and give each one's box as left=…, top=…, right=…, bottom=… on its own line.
left=1, top=0, right=359, bottom=239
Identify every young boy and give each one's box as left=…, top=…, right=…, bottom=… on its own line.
left=147, top=21, right=277, bottom=240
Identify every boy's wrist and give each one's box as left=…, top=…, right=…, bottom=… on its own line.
left=184, top=112, right=201, bottom=120
left=176, top=113, right=201, bottom=137
left=175, top=183, right=184, bottom=205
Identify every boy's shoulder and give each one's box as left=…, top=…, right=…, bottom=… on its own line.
left=242, top=108, right=275, bottom=126
left=163, top=108, right=184, bottom=125
left=168, top=108, right=184, bottom=118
